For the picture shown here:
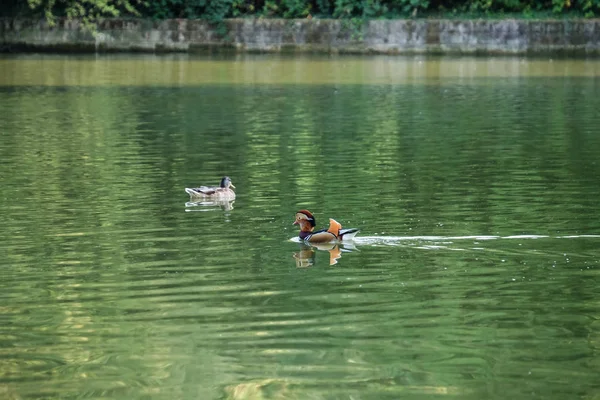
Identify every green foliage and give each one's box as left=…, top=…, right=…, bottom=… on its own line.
left=231, top=0, right=258, bottom=17
left=385, top=0, right=429, bottom=17
left=314, top=0, right=332, bottom=15
left=552, top=0, right=570, bottom=13
left=581, top=0, right=600, bottom=17
left=280, top=0, right=312, bottom=18
left=145, top=0, right=233, bottom=21
left=2, top=0, right=600, bottom=23
left=25, top=0, right=143, bottom=30
left=261, top=0, right=314, bottom=17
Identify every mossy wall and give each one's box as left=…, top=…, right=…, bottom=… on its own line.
left=1, top=18, right=599, bottom=54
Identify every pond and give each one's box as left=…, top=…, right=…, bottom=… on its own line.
left=1, top=54, right=599, bottom=400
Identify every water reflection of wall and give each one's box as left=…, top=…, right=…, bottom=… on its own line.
left=2, top=56, right=600, bottom=86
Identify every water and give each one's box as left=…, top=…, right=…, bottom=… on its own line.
left=1, top=54, right=599, bottom=399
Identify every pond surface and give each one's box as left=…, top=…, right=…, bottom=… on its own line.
left=1, top=54, right=599, bottom=400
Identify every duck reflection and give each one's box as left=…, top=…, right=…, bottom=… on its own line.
left=185, top=199, right=234, bottom=212
left=293, top=242, right=357, bottom=267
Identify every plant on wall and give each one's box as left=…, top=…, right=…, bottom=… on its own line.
left=26, top=0, right=143, bottom=30
left=2, top=0, right=599, bottom=22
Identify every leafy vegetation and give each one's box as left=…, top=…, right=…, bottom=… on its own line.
left=2, top=0, right=600, bottom=24
left=18, top=0, right=143, bottom=30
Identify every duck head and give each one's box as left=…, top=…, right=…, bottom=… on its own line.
left=293, top=209, right=316, bottom=233
left=220, top=176, right=236, bottom=189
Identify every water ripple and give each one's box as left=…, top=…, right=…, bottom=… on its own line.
left=1, top=55, right=599, bottom=400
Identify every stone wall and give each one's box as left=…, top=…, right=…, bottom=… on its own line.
left=1, top=18, right=600, bottom=54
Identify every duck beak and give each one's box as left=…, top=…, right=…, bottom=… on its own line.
left=230, top=183, right=236, bottom=189
left=293, top=220, right=298, bottom=225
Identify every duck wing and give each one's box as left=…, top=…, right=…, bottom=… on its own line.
left=196, top=186, right=219, bottom=195
left=185, top=186, right=218, bottom=196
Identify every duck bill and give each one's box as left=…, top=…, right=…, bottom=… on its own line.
left=293, top=220, right=298, bottom=225
left=230, top=183, right=236, bottom=189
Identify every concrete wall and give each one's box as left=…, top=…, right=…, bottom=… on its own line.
left=1, top=18, right=600, bottom=55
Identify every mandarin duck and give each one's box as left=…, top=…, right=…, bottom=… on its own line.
left=185, top=176, right=236, bottom=200
left=293, top=209, right=359, bottom=243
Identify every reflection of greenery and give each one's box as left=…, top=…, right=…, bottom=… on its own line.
left=1, top=57, right=600, bottom=399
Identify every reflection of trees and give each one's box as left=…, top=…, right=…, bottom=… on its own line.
left=1, top=61, right=600, bottom=398
left=0, top=86, right=180, bottom=395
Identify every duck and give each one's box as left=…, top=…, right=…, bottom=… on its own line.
left=185, top=176, right=236, bottom=200
left=293, top=209, right=359, bottom=243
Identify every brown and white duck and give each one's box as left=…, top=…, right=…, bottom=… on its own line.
left=185, top=176, right=236, bottom=200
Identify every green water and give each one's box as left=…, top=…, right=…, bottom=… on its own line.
left=1, top=54, right=599, bottom=400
